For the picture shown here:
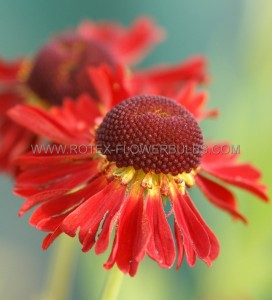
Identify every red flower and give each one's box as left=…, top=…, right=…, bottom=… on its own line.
left=8, top=68, right=268, bottom=276
left=0, top=18, right=207, bottom=173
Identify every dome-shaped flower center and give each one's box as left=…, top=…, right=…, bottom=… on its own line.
left=27, top=33, right=115, bottom=105
left=96, top=95, right=204, bottom=175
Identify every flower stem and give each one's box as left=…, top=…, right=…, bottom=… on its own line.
left=100, top=267, right=124, bottom=300
left=37, top=235, right=78, bottom=300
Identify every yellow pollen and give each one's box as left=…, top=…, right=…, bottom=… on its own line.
left=142, top=172, right=154, bottom=189
left=112, top=166, right=136, bottom=185
left=182, top=172, right=195, bottom=187
left=177, top=180, right=186, bottom=195
left=105, top=162, right=198, bottom=197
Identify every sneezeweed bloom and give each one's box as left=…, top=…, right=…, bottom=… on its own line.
left=0, top=17, right=207, bottom=173
left=9, top=70, right=268, bottom=276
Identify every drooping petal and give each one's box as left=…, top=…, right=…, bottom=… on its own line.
left=182, top=192, right=220, bottom=265
left=18, top=189, right=71, bottom=216
left=33, top=177, right=109, bottom=250
left=174, top=219, right=197, bottom=268
left=29, top=175, right=108, bottom=227
left=146, top=186, right=175, bottom=268
left=104, top=184, right=151, bottom=276
left=201, top=150, right=269, bottom=201
left=15, top=151, right=103, bottom=216
left=174, top=221, right=185, bottom=269
left=169, top=182, right=220, bottom=266
left=61, top=181, right=126, bottom=253
left=183, top=233, right=197, bottom=267
left=169, top=182, right=211, bottom=259
left=196, top=174, right=247, bottom=223
left=42, top=227, right=63, bottom=250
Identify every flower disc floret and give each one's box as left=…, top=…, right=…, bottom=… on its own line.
left=96, top=95, right=204, bottom=175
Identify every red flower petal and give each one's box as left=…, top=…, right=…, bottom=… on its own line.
left=146, top=187, right=175, bottom=268
left=15, top=151, right=91, bottom=167
left=37, top=214, right=68, bottom=232
left=169, top=183, right=211, bottom=259
left=17, top=159, right=99, bottom=191
left=17, top=160, right=87, bottom=187
left=18, top=189, right=70, bottom=216
left=196, top=174, right=247, bottom=223
left=88, top=64, right=129, bottom=111
left=61, top=181, right=126, bottom=253
left=132, top=56, right=207, bottom=95
left=182, top=192, right=220, bottom=265
left=50, top=94, right=101, bottom=133
left=175, top=82, right=218, bottom=120
left=78, top=17, right=164, bottom=65
left=29, top=175, right=108, bottom=227
left=104, top=185, right=151, bottom=276
left=115, top=17, right=165, bottom=65
left=202, top=157, right=269, bottom=201
left=183, top=233, right=196, bottom=267
left=42, top=227, right=62, bottom=250
left=8, top=105, right=82, bottom=145
left=174, top=221, right=185, bottom=269
left=201, top=143, right=238, bottom=166
left=15, top=155, right=103, bottom=216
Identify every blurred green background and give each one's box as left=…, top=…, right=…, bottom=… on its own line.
left=0, top=0, right=271, bottom=299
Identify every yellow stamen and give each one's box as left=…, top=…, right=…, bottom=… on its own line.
left=159, top=174, right=169, bottom=195
left=112, top=166, right=136, bottom=185
left=142, top=172, right=154, bottom=189
left=104, top=160, right=198, bottom=198
left=182, top=172, right=195, bottom=187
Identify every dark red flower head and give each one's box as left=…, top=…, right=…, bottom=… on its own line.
left=96, top=95, right=203, bottom=174
left=27, top=33, right=116, bottom=105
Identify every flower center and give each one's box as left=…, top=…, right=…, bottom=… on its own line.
left=96, top=95, right=203, bottom=175
left=27, top=33, right=115, bottom=105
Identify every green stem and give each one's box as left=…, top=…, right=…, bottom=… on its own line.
left=36, top=235, right=78, bottom=300
left=100, top=267, right=124, bottom=300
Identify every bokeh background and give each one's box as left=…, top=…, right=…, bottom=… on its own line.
left=0, top=0, right=271, bottom=299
